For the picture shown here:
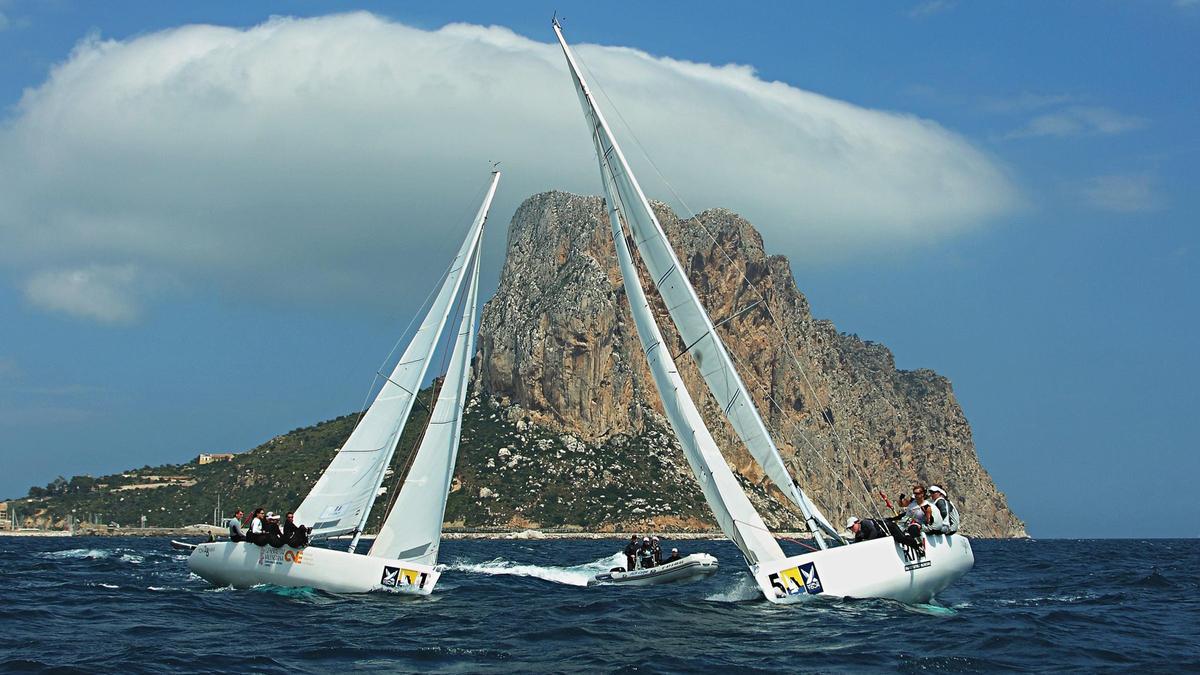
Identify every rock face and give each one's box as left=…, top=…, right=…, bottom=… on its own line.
left=475, top=191, right=1026, bottom=538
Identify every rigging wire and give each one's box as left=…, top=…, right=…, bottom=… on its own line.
left=573, top=51, right=884, bottom=522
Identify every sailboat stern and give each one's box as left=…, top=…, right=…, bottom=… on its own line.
left=753, top=534, right=974, bottom=605
left=187, top=542, right=442, bottom=595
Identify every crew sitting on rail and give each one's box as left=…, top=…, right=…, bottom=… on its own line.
left=264, top=512, right=286, bottom=548
left=226, top=508, right=246, bottom=543
left=623, top=535, right=639, bottom=571
left=884, top=494, right=927, bottom=555
left=846, top=516, right=887, bottom=542
left=246, top=508, right=269, bottom=546
left=912, top=485, right=943, bottom=534
left=283, top=512, right=310, bottom=548
left=638, top=537, right=656, bottom=569
left=926, top=485, right=960, bottom=535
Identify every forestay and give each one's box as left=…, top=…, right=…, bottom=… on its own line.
left=369, top=236, right=481, bottom=565
left=551, top=23, right=839, bottom=547
left=296, top=173, right=501, bottom=540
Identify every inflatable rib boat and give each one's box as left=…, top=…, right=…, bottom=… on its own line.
left=591, top=553, right=719, bottom=586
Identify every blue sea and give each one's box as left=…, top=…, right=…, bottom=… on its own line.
left=0, top=537, right=1196, bottom=673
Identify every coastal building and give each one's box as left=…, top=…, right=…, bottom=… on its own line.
left=197, top=453, right=235, bottom=465
left=0, top=502, right=9, bottom=530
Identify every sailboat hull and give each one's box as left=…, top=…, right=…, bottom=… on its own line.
left=753, top=534, right=974, bottom=605
left=188, top=541, right=441, bottom=595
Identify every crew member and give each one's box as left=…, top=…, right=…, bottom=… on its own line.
left=283, top=512, right=310, bottom=548
left=846, top=516, right=886, bottom=542
left=913, top=485, right=945, bottom=534
left=638, top=537, right=656, bottom=569
left=265, top=512, right=285, bottom=548
left=665, top=548, right=681, bottom=563
left=884, top=494, right=926, bottom=555
left=928, top=485, right=960, bottom=535
left=247, top=508, right=268, bottom=546
left=227, top=509, right=246, bottom=543
left=650, top=536, right=663, bottom=565
left=623, top=535, right=639, bottom=572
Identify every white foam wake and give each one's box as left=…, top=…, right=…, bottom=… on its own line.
left=705, top=575, right=763, bottom=603
left=450, top=552, right=625, bottom=587
left=38, top=548, right=112, bottom=560
left=36, top=548, right=144, bottom=564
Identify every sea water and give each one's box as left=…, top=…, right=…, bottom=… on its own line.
left=0, top=537, right=1196, bottom=672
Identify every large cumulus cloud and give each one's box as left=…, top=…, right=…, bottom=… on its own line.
left=0, top=12, right=1019, bottom=321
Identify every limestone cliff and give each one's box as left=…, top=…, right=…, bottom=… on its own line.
left=474, top=191, right=1026, bottom=538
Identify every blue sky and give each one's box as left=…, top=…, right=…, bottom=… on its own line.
left=0, top=1, right=1195, bottom=538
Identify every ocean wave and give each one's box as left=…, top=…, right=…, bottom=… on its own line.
left=449, top=552, right=624, bottom=587
left=37, top=548, right=111, bottom=560
left=704, top=575, right=762, bottom=603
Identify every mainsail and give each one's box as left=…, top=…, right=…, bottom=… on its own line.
left=552, top=22, right=841, bottom=550
left=369, top=235, right=481, bottom=565
left=296, top=172, right=501, bottom=541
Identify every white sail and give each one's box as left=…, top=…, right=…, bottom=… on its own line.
left=368, top=236, right=481, bottom=565
left=296, top=172, right=501, bottom=540
left=607, top=172, right=785, bottom=565
left=551, top=23, right=839, bottom=546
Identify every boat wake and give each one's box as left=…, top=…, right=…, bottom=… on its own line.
left=36, top=548, right=144, bottom=564
left=705, top=575, right=762, bottom=603
left=450, top=553, right=624, bottom=587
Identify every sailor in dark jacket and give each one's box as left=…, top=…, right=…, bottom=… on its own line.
left=623, top=535, right=639, bottom=572
left=847, top=516, right=887, bottom=542
left=638, top=537, right=656, bottom=569
left=264, top=512, right=285, bottom=548
left=283, top=512, right=309, bottom=548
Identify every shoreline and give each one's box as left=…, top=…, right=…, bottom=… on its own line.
left=0, top=527, right=782, bottom=541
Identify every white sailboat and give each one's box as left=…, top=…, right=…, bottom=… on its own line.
left=188, top=170, right=501, bottom=595
left=552, top=22, right=973, bottom=604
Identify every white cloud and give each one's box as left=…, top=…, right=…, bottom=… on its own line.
left=0, top=13, right=1019, bottom=321
left=1005, top=105, right=1146, bottom=139
left=979, top=91, right=1073, bottom=114
left=23, top=264, right=147, bottom=323
left=909, top=0, right=956, bottom=17
left=1078, top=174, right=1164, bottom=213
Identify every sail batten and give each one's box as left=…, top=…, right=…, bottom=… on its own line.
left=295, top=172, right=500, bottom=542
left=553, top=23, right=840, bottom=547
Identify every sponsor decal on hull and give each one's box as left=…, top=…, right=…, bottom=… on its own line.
left=257, top=548, right=304, bottom=568
left=380, top=565, right=429, bottom=590
left=767, top=562, right=823, bottom=596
